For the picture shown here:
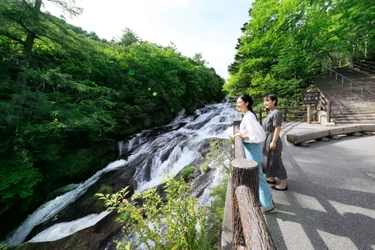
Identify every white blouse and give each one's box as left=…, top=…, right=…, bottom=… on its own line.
left=239, top=111, right=266, bottom=144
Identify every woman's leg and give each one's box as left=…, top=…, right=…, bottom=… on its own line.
left=243, top=143, right=274, bottom=210
left=270, top=139, right=288, bottom=190
left=258, top=164, right=274, bottom=210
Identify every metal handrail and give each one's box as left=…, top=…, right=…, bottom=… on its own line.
left=323, top=66, right=375, bottom=99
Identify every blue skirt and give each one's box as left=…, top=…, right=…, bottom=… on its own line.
left=243, top=142, right=263, bottom=164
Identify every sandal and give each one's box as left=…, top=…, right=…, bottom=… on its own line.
left=266, top=180, right=276, bottom=184
left=262, top=201, right=277, bottom=214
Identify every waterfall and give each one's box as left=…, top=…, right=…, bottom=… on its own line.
left=6, top=98, right=240, bottom=246
left=6, top=160, right=127, bottom=246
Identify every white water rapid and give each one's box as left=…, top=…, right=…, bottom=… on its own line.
left=7, top=98, right=240, bottom=246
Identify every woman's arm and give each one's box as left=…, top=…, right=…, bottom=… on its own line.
left=234, top=130, right=248, bottom=139
left=270, top=126, right=281, bottom=150
left=239, top=113, right=265, bottom=143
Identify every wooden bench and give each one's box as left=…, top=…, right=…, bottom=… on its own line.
left=286, top=124, right=375, bottom=146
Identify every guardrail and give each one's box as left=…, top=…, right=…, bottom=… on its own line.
left=324, top=66, right=375, bottom=99
left=221, top=121, right=275, bottom=250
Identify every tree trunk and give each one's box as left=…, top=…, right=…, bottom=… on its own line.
left=17, top=0, right=43, bottom=89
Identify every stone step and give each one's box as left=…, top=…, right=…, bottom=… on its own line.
left=334, top=120, right=375, bottom=124
left=316, top=87, right=375, bottom=100
left=315, top=72, right=375, bottom=92
left=313, top=67, right=375, bottom=124
left=316, top=85, right=375, bottom=92
left=332, top=109, right=375, bottom=114
left=332, top=113, right=375, bottom=124
left=317, top=86, right=375, bottom=96
left=333, top=114, right=375, bottom=119
left=333, top=111, right=375, bottom=116
left=332, top=105, right=375, bottom=110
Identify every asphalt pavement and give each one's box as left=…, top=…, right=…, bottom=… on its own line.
left=265, top=122, right=375, bottom=250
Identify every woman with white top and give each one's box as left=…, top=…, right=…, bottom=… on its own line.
left=234, top=94, right=276, bottom=213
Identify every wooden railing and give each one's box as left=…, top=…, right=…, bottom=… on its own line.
left=226, top=121, right=275, bottom=250
left=353, top=59, right=375, bottom=74
left=316, top=90, right=332, bottom=123
left=256, top=105, right=318, bottom=124
left=324, top=66, right=375, bottom=99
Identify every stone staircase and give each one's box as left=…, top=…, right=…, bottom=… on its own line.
left=313, top=67, right=375, bottom=124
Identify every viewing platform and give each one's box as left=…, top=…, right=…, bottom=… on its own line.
left=221, top=121, right=375, bottom=249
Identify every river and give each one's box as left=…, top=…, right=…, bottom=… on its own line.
left=6, top=98, right=239, bottom=246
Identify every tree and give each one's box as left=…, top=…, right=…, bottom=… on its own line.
left=118, top=28, right=141, bottom=46
left=226, top=0, right=375, bottom=100
left=0, top=0, right=82, bottom=89
left=0, top=6, right=227, bottom=239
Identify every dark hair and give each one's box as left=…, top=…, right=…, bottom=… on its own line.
left=264, top=94, right=278, bottom=106
left=239, top=94, right=256, bottom=116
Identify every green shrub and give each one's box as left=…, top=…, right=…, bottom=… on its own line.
left=92, top=185, right=114, bottom=208
left=95, top=137, right=233, bottom=250
left=0, top=242, right=9, bottom=250
left=180, top=165, right=195, bottom=180
left=96, top=174, right=211, bottom=250
left=204, top=171, right=229, bottom=247
left=200, top=163, right=210, bottom=173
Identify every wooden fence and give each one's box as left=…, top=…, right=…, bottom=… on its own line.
left=228, top=121, right=276, bottom=250
left=353, top=59, right=375, bottom=74
left=256, top=105, right=318, bottom=124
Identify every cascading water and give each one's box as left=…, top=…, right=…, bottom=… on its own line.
left=6, top=98, right=240, bottom=246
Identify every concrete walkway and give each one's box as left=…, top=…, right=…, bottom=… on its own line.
left=264, top=122, right=375, bottom=250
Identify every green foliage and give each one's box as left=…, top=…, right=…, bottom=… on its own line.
left=97, top=184, right=114, bottom=196
left=200, top=138, right=232, bottom=247
left=180, top=166, right=196, bottom=181
left=0, top=242, right=9, bottom=250
left=0, top=0, right=226, bottom=238
left=200, top=163, right=210, bottom=174
left=96, top=174, right=211, bottom=250
left=92, top=185, right=114, bottom=208
left=207, top=139, right=233, bottom=171
left=204, top=172, right=229, bottom=247
left=226, top=0, right=375, bottom=101
left=94, top=132, right=233, bottom=250
left=118, top=28, right=141, bottom=46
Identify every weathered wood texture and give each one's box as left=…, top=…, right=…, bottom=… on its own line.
left=286, top=124, right=375, bottom=144
left=231, top=158, right=259, bottom=250
left=236, top=186, right=276, bottom=250
left=222, top=120, right=275, bottom=250
left=233, top=121, right=246, bottom=159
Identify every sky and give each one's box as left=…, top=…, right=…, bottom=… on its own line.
left=45, top=0, right=253, bottom=80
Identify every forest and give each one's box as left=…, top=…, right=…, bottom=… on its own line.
left=1, top=0, right=375, bottom=245
left=225, top=0, right=375, bottom=105
left=0, top=0, right=225, bottom=238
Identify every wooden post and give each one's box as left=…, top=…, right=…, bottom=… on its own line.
left=307, top=104, right=311, bottom=124
left=258, top=109, right=262, bottom=124
left=235, top=186, right=276, bottom=250
left=327, top=101, right=331, bottom=122
left=233, top=121, right=245, bottom=159
left=231, top=158, right=259, bottom=250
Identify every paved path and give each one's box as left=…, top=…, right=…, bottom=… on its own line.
left=265, top=122, right=375, bottom=250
